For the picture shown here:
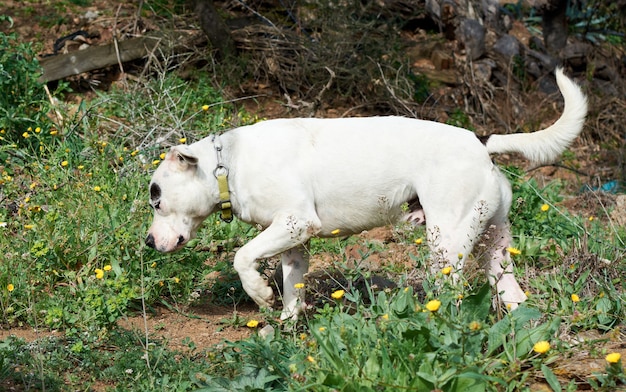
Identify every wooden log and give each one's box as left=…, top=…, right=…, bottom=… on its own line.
left=38, top=34, right=163, bottom=83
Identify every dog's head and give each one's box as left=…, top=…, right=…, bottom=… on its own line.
left=145, top=145, right=218, bottom=252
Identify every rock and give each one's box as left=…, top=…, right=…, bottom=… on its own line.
left=458, top=19, right=486, bottom=60
left=472, top=59, right=497, bottom=83
left=610, top=195, right=626, bottom=228
left=259, top=325, right=275, bottom=339
left=493, top=34, right=520, bottom=59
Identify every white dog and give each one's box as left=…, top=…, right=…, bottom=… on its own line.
left=146, top=69, right=587, bottom=320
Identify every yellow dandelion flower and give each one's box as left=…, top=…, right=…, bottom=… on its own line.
left=24, top=224, right=34, bottom=230
left=571, top=293, right=580, bottom=303
left=414, top=238, right=423, bottom=245
left=457, top=294, right=464, bottom=300
left=150, top=262, right=157, bottom=268
left=318, top=327, right=326, bottom=332
left=246, top=319, right=259, bottom=328
left=299, top=333, right=307, bottom=340
left=507, top=247, right=522, bottom=256
left=95, top=269, right=104, bottom=279
left=35, top=127, right=41, bottom=133
left=77, top=165, right=84, bottom=170
left=441, top=266, right=452, bottom=275
left=29, top=182, right=37, bottom=190
left=605, top=352, right=621, bottom=364
left=541, top=204, right=550, bottom=212
left=331, top=289, right=345, bottom=300
left=50, top=130, right=58, bottom=136
left=533, top=341, right=550, bottom=354
left=426, top=299, right=441, bottom=312
left=306, top=355, right=316, bottom=364
left=93, top=186, right=101, bottom=192
left=173, top=277, right=180, bottom=284
left=588, top=216, right=594, bottom=221
left=202, top=104, right=210, bottom=111
left=22, top=132, right=29, bottom=138
left=331, top=229, right=340, bottom=235
left=131, top=150, right=139, bottom=156
left=7, top=284, right=14, bottom=292
left=61, top=160, right=69, bottom=167
left=152, top=159, right=161, bottom=166
left=294, top=283, right=305, bottom=289
left=159, top=152, right=166, bottom=160
left=381, top=313, right=389, bottom=320
left=179, top=137, right=187, bottom=143
left=457, top=253, right=463, bottom=259
left=103, top=265, right=112, bottom=271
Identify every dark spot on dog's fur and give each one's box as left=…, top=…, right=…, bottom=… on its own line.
left=150, top=183, right=161, bottom=201
left=502, top=248, right=508, bottom=256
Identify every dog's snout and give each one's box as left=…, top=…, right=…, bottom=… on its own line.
left=145, top=233, right=156, bottom=249
left=177, top=235, right=185, bottom=246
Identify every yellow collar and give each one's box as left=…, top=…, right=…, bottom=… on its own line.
left=212, top=135, right=233, bottom=223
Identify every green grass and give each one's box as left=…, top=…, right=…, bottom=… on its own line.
left=0, top=26, right=624, bottom=391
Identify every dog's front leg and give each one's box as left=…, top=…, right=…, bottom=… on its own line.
left=280, top=246, right=309, bottom=320
left=233, top=213, right=320, bottom=311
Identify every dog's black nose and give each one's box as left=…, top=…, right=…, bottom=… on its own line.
left=176, top=235, right=185, bottom=246
left=145, top=234, right=156, bottom=249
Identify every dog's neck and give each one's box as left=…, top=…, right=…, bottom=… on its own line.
left=211, top=134, right=233, bottom=223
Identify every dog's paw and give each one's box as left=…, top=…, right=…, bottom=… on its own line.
left=251, top=285, right=275, bottom=309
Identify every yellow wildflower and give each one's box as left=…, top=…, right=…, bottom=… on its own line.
left=331, top=229, right=340, bottom=235
left=588, top=216, right=594, bottom=221
left=173, top=277, right=180, bottom=284
left=457, top=253, right=463, bottom=259
left=95, top=269, right=104, bottom=279
left=605, top=352, right=621, bottom=364
left=414, top=238, right=423, bottom=245
left=318, top=327, right=326, bottom=332
left=331, top=289, right=345, bottom=300
left=22, top=132, right=29, bottom=138
left=571, top=293, right=580, bottom=303
left=61, top=160, right=68, bottom=167
left=159, top=152, right=166, bottom=160
left=533, top=341, right=550, bottom=354
left=541, top=204, right=550, bottom=212
left=246, top=319, right=259, bottom=328
left=441, top=266, right=452, bottom=275
left=294, top=283, right=305, bottom=289
left=103, top=265, right=112, bottom=271
left=93, top=186, right=101, bottom=192
left=469, top=321, right=481, bottom=331
left=179, top=137, right=187, bottom=143
left=152, top=160, right=161, bottom=166
left=306, top=355, right=316, bottom=364
left=24, top=224, right=34, bottom=230
left=426, top=299, right=441, bottom=312
left=7, top=284, right=14, bottom=292
left=202, top=104, right=210, bottom=111
left=35, top=127, right=41, bottom=133
left=50, top=130, right=58, bottom=136
left=381, top=313, right=389, bottom=320
left=507, top=247, right=522, bottom=256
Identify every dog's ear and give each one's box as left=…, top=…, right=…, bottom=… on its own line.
left=168, top=146, right=199, bottom=171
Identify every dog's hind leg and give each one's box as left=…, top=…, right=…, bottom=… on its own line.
left=481, top=223, right=527, bottom=310
left=280, top=245, right=309, bottom=320
left=233, top=212, right=320, bottom=311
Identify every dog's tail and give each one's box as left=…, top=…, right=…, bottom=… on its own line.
left=485, top=68, right=587, bottom=165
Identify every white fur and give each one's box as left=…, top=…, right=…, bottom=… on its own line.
left=146, top=69, right=586, bottom=320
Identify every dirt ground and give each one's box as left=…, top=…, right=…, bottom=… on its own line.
left=1, top=0, right=625, bottom=389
